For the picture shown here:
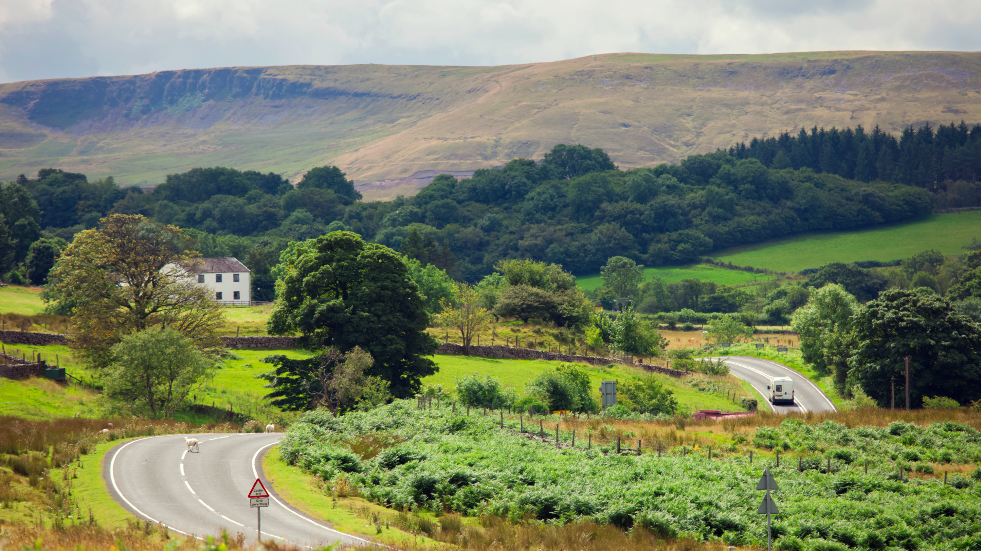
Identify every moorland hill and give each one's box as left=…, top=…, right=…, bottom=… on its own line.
left=1, top=51, right=980, bottom=198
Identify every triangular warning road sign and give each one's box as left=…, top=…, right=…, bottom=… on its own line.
left=248, top=478, right=270, bottom=498
left=756, top=468, right=779, bottom=491
left=757, top=493, right=779, bottom=515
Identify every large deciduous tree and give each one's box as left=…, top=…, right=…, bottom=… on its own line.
left=850, top=289, right=981, bottom=408
left=104, top=327, right=216, bottom=418
left=791, top=284, right=859, bottom=394
left=268, top=231, right=438, bottom=398
left=600, top=256, right=644, bottom=299
left=51, top=214, right=224, bottom=369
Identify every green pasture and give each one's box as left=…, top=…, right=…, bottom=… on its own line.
left=711, top=212, right=981, bottom=273
left=576, top=264, right=776, bottom=292
left=0, top=285, right=46, bottom=316
left=426, top=355, right=754, bottom=412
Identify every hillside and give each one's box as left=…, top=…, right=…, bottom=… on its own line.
left=1, top=51, right=980, bottom=198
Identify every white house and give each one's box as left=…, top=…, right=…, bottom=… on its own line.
left=178, top=257, right=251, bottom=304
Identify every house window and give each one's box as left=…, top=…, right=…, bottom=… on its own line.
left=216, top=292, right=222, bottom=300
left=216, top=274, right=223, bottom=283
left=233, top=291, right=240, bottom=300
left=233, top=273, right=240, bottom=282
left=197, top=274, right=205, bottom=283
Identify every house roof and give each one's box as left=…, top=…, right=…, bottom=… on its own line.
left=181, top=257, right=250, bottom=274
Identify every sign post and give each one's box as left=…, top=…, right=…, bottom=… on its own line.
left=756, top=468, right=779, bottom=551
left=248, top=478, right=270, bottom=541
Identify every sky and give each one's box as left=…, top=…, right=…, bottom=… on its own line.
left=1, top=0, right=979, bottom=84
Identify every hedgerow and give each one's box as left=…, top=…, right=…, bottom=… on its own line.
left=279, top=401, right=981, bottom=550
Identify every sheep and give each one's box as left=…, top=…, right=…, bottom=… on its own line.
left=184, top=437, right=200, bottom=453
left=265, top=424, right=275, bottom=433
left=100, top=429, right=109, bottom=435
left=107, top=423, right=114, bottom=428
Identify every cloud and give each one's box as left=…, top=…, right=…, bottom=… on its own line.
left=0, top=0, right=978, bottom=83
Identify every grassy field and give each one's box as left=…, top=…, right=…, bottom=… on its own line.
left=710, top=212, right=981, bottom=273
left=426, top=355, right=756, bottom=413
left=576, top=264, right=777, bottom=291
left=0, top=285, right=46, bottom=316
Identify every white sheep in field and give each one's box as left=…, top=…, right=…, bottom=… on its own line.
left=265, top=424, right=275, bottom=433
left=100, top=429, right=109, bottom=435
left=184, top=437, right=200, bottom=453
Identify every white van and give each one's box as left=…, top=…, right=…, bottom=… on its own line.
left=766, top=376, right=795, bottom=404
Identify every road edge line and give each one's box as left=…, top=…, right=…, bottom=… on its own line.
left=251, top=442, right=375, bottom=547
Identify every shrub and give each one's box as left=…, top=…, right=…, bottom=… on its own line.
left=740, top=397, right=758, bottom=411
left=525, top=364, right=597, bottom=413
left=923, top=396, right=960, bottom=410
left=776, top=536, right=805, bottom=551
left=681, top=322, right=695, bottom=331
left=949, top=475, right=972, bottom=489
left=4, top=270, right=24, bottom=285
left=241, top=420, right=266, bottom=433
left=455, top=373, right=513, bottom=409
left=618, top=376, right=678, bottom=415
left=695, top=358, right=729, bottom=375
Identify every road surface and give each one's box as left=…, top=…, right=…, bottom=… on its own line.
left=717, top=355, right=837, bottom=414
left=105, top=433, right=372, bottom=548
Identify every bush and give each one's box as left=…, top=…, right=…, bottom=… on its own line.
left=740, top=397, right=758, bottom=411
left=680, top=322, right=695, bottom=331
left=694, top=357, right=729, bottom=375
left=525, top=363, right=597, bottom=413
left=923, top=396, right=960, bottom=410
left=241, top=420, right=266, bottom=433
left=455, top=373, right=513, bottom=409
left=618, top=376, right=678, bottom=415
left=4, top=270, right=24, bottom=285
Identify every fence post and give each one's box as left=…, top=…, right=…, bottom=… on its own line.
left=617, top=437, right=621, bottom=455
left=750, top=450, right=753, bottom=464
left=637, top=440, right=641, bottom=455
left=539, top=419, right=543, bottom=436
left=500, top=410, right=503, bottom=429
left=520, top=415, right=523, bottom=432
left=776, top=451, right=780, bottom=467
left=572, top=429, right=575, bottom=448
left=556, top=424, right=559, bottom=448
left=708, top=446, right=712, bottom=459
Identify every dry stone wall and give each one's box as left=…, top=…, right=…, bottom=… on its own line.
left=435, top=342, right=689, bottom=378
left=220, top=336, right=301, bottom=348
left=0, top=331, right=301, bottom=349
left=0, top=354, right=46, bottom=379
left=0, top=330, right=66, bottom=346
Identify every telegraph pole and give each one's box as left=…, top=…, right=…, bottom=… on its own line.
left=905, top=356, right=911, bottom=411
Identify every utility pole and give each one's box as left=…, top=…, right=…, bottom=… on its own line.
left=905, top=355, right=911, bottom=412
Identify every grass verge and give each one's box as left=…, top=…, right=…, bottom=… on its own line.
left=261, top=445, right=435, bottom=548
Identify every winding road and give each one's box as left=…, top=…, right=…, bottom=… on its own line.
left=105, top=433, right=371, bottom=548
left=717, top=355, right=837, bottom=414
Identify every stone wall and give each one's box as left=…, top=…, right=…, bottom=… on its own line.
left=0, top=330, right=67, bottom=346
left=0, top=331, right=301, bottom=349
left=221, top=336, right=302, bottom=348
left=0, top=355, right=46, bottom=379
left=435, top=343, right=689, bottom=378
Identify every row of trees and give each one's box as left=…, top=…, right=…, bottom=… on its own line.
left=727, top=121, right=981, bottom=190
left=5, top=138, right=939, bottom=286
